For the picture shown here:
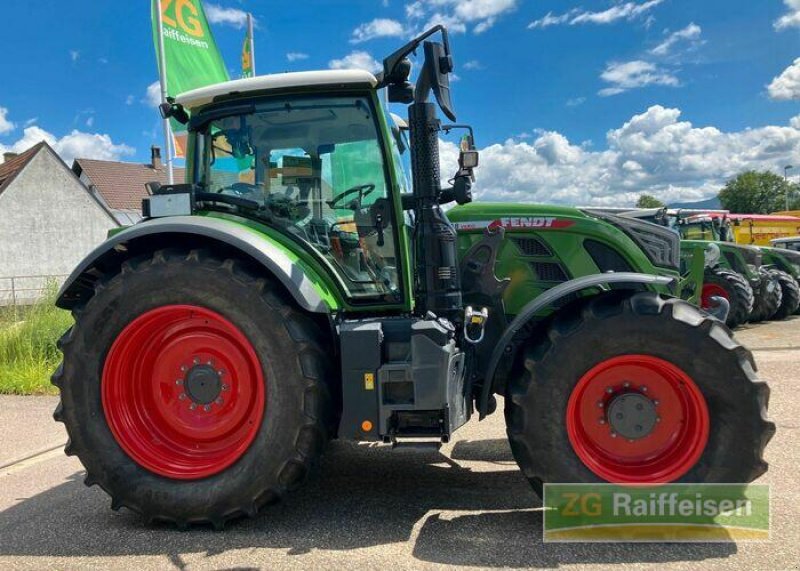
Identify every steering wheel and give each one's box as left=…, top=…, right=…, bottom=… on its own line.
left=327, top=183, right=376, bottom=210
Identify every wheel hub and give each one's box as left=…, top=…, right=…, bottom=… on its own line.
left=184, top=364, right=222, bottom=405
left=607, top=392, right=657, bottom=440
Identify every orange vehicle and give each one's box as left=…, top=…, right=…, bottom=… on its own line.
left=704, top=213, right=800, bottom=246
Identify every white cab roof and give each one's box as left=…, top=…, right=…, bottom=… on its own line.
left=176, top=70, right=379, bottom=109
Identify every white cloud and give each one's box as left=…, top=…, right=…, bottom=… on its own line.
left=599, top=60, right=679, bottom=96
left=436, top=105, right=800, bottom=207
left=407, top=0, right=517, bottom=34
left=23, top=118, right=37, bottom=127
left=0, top=107, right=14, bottom=135
left=69, top=50, right=80, bottom=62
left=145, top=81, right=162, bottom=107
left=768, top=58, right=800, bottom=101
left=328, top=51, right=382, bottom=74
left=529, top=0, right=664, bottom=29
left=86, top=116, right=94, bottom=128
left=649, top=23, right=702, bottom=56
left=463, top=60, right=483, bottom=70
left=0, top=125, right=134, bottom=165
left=286, top=52, right=309, bottom=62
left=351, top=18, right=405, bottom=43
left=125, top=95, right=135, bottom=105
left=775, top=0, right=800, bottom=30
left=204, top=3, right=250, bottom=29
left=566, top=97, right=586, bottom=107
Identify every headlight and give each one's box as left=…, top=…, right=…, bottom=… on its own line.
left=583, top=210, right=680, bottom=270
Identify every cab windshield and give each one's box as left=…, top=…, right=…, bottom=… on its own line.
left=195, top=95, right=402, bottom=302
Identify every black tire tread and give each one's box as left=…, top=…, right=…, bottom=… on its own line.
left=505, top=292, right=775, bottom=497
left=768, top=269, right=800, bottom=320
left=52, top=248, right=332, bottom=529
left=703, top=267, right=753, bottom=328
left=750, top=267, right=783, bottom=323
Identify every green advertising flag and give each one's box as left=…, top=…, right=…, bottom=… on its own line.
left=241, top=27, right=253, bottom=78
left=151, top=0, right=229, bottom=155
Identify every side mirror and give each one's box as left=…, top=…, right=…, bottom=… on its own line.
left=158, top=99, right=189, bottom=125
left=423, top=41, right=456, bottom=121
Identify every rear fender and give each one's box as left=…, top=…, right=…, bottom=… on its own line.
left=56, top=216, right=338, bottom=313
left=478, top=272, right=675, bottom=418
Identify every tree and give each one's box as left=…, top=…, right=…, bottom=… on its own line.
left=636, top=194, right=665, bottom=208
left=718, top=170, right=800, bottom=214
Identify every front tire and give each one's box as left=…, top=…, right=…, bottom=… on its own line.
left=701, top=267, right=753, bottom=328
left=505, top=292, right=774, bottom=495
left=750, top=267, right=782, bottom=323
left=768, top=269, right=800, bottom=320
left=52, top=249, right=332, bottom=527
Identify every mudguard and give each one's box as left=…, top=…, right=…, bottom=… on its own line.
left=56, top=216, right=337, bottom=313
left=479, top=272, right=675, bottom=418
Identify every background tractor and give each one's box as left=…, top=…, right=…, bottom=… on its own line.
left=681, top=212, right=798, bottom=322
left=52, top=28, right=774, bottom=528
left=619, top=208, right=758, bottom=327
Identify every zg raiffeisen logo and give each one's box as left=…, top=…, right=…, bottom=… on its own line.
left=543, top=483, right=770, bottom=542
left=160, top=0, right=210, bottom=49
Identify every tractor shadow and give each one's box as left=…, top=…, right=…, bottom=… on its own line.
left=0, top=438, right=737, bottom=568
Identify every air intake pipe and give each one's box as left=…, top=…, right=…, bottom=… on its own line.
left=408, top=40, right=463, bottom=320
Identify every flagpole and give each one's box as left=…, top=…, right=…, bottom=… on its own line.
left=155, top=0, right=174, bottom=184
left=248, top=13, right=255, bottom=76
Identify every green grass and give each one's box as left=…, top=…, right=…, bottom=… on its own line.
left=0, top=286, right=72, bottom=395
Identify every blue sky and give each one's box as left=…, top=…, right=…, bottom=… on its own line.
left=0, top=0, right=798, bottom=206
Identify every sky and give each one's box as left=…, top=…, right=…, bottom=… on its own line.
left=0, top=0, right=798, bottom=206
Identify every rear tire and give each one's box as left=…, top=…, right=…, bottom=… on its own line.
left=52, top=249, right=332, bottom=528
left=505, top=292, right=774, bottom=496
left=701, top=267, right=753, bottom=328
left=750, top=267, right=782, bottom=323
left=768, top=269, right=800, bottom=320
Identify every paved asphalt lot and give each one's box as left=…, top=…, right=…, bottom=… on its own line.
left=1, top=318, right=798, bottom=570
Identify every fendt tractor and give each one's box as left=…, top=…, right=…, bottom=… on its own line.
left=681, top=212, right=799, bottom=322
left=52, top=28, right=774, bottom=528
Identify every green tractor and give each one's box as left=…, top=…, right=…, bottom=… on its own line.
left=760, top=238, right=800, bottom=318
left=52, top=28, right=774, bottom=528
left=680, top=212, right=795, bottom=322
left=617, top=209, right=757, bottom=328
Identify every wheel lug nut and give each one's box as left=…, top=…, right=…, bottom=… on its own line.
left=207, top=360, right=213, bottom=366
left=610, top=432, right=618, bottom=438
left=215, top=397, right=224, bottom=405
left=653, top=400, right=660, bottom=406
left=175, top=379, right=183, bottom=385
left=180, top=365, right=188, bottom=372
left=623, top=382, right=630, bottom=388
left=203, top=405, right=211, bottom=412
left=641, top=386, right=648, bottom=393
left=178, top=393, right=187, bottom=400
left=222, top=384, right=230, bottom=391
left=189, top=403, right=197, bottom=410
left=656, top=416, right=661, bottom=423
left=193, top=357, right=200, bottom=365
left=599, top=418, right=606, bottom=424
left=218, top=370, right=225, bottom=376
left=605, top=387, right=613, bottom=394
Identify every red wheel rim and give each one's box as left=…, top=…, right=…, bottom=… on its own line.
left=701, top=283, right=729, bottom=310
left=566, top=355, right=709, bottom=483
left=102, top=305, right=265, bottom=480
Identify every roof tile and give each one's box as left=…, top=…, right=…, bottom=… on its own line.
left=74, top=158, right=186, bottom=210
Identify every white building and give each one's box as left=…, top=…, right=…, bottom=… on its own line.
left=0, top=142, right=118, bottom=304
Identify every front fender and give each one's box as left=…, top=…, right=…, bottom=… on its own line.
left=479, top=272, right=675, bottom=418
left=57, top=216, right=338, bottom=313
